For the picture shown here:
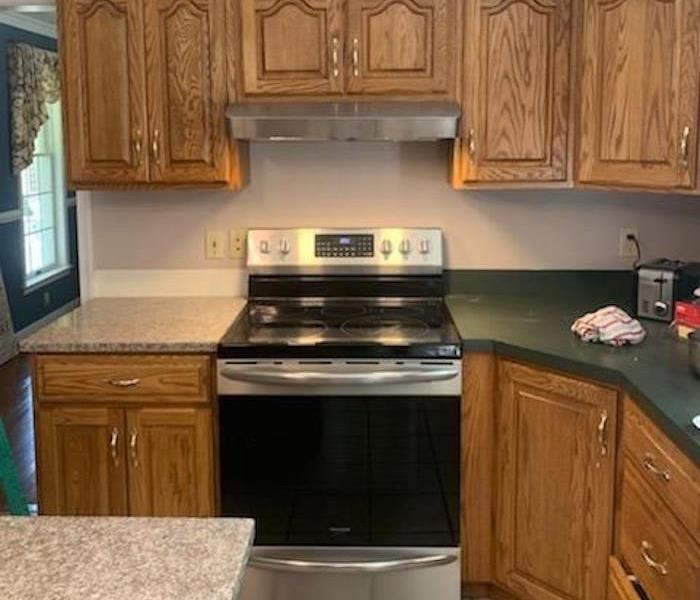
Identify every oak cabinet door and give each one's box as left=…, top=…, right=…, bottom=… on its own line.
left=457, top=0, right=572, bottom=183
left=126, top=407, right=215, bottom=517
left=144, top=0, right=230, bottom=183
left=60, top=0, right=149, bottom=185
left=345, top=0, right=455, bottom=96
left=578, top=0, right=700, bottom=189
left=240, top=0, right=344, bottom=95
left=37, top=407, right=128, bottom=516
left=494, top=360, right=617, bottom=600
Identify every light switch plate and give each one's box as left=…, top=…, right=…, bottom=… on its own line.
left=205, top=230, right=226, bottom=259
left=229, top=229, right=247, bottom=259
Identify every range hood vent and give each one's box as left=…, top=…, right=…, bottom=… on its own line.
left=226, top=101, right=461, bottom=142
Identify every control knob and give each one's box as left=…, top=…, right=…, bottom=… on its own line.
left=279, top=239, right=291, bottom=255
left=259, top=240, right=271, bottom=254
left=418, top=238, right=431, bottom=254
left=399, top=239, right=411, bottom=255
left=654, top=301, right=669, bottom=317
left=380, top=239, right=393, bottom=256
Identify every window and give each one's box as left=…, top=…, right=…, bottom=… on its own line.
left=20, top=101, right=69, bottom=287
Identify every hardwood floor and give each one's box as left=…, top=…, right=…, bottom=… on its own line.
left=0, top=354, right=36, bottom=508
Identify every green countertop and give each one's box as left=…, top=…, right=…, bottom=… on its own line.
left=446, top=294, right=700, bottom=465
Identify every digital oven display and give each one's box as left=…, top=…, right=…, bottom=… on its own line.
left=315, top=234, right=374, bottom=257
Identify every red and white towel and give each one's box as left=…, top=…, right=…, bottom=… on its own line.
left=571, top=306, right=646, bottom=347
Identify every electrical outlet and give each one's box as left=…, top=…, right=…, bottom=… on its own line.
left=229, top=229, right=247, bottom=259
left=619, top=228, right=640, bottom=258
left=205, top=230, right=226, bottom=259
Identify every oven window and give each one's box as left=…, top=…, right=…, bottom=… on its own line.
left=219, top=396, right=459, bottom=547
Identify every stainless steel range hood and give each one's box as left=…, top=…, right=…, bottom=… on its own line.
left=226, top=101, right=461, bottom=142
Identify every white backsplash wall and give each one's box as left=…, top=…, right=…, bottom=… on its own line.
left=88, top=142, right=700, bottom=297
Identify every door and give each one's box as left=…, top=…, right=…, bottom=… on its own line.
left=345, top=0, right=454, bottom=96
left=36, top=407, right=127, bottom=515
left=144, top=0, right=230, bottom=183
left=60, top=0, right=148, bottom=184
left=240, top=0, right=344, bottom=96
left=494, top=360, right=617, bottom=600
left=458, top=0, right=572, bottom=183
left=126, top=407, right=214, bottom=516
left=578, top=0, right=700, bottom=189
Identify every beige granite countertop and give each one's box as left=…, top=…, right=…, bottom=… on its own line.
left=0, top=516, right=254, bottom=600
left=19, top=297, right=246, bottom=354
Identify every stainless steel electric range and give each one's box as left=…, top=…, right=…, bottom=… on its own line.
left=217, top=228, right=462, bottom=600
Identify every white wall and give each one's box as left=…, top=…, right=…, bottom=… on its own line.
left=88, top=142, right=700, bottom=296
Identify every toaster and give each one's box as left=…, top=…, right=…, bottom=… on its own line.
left=635, top=259, right=700, bottom=322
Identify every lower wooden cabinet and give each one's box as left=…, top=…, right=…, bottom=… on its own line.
left=607, top=557, right=642, bottom=600
left=493, top=360, right=617, bottom=600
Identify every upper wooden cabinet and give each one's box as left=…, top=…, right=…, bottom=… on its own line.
left=453, top=0, right=573, bottom=185
left=59, top=0, right=245, bottom=188
left=494, top=360, right=617, bottom=600
left=577, top=0, right=700, bottom=190
left=237, top=0, right=456, bottom=98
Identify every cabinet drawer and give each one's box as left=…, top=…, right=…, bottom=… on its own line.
left=623, top=398, right=699, bottom=541
left=35, top=355, right=210, bottom=403
left=608, top=557, right=644, bottom=600
left=619, top=458, right=700, bottom=600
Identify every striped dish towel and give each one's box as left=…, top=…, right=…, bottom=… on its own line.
left=571, top=306, right=646, bottom=347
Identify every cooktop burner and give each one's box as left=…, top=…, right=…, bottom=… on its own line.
left=340, top=316, right=430, bottom=341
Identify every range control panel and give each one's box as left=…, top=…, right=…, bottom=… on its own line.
left=247, top=228, right=443, bottom=274
left=315, top=234, right=374, bottom=258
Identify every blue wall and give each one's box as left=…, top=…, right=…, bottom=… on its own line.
left=0, top=23, right=79, bottom=332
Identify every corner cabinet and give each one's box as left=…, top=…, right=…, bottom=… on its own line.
left=577, top=0, right=700, bottom=190
left=493, top=360, right=617, bottom=600
left=34, top=355, right=216, bottom=517
left=237, top=0, right=456, bottom=98
left=452, top=0, right=573, bottom=186
left=59, top=0, right=246, bottom=189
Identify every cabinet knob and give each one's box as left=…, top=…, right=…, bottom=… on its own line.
left=129, top=428, right=139, bottom=468
left=152, top=128, right=161, bottom=166
left=109, top=427, right=119, bottom=467
left=642, top=453, right=671, bottom=482
left=680, top=125, right=691, bottom=169
left=640, top=540, right=669, bottom=576
left=352, top=38, right=360, bottom=77
left=331, top=36, right=340, bottom=78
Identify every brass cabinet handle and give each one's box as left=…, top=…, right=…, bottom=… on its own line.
left=129, top=427, right=139, bottom=468
left=109, top=427, right=119, bottom=467
left=597, top=410, right=608, bottom=457
left=152, top=128, right=161, bottom=166
left=466, top=129, right=477, bottom=158
left=331, top=36, right=340, bottom=78
left=640, top=540, right=669, bottom=575
left=133, top=129, right=142, bottom=167
left=680, top=125, right=691, bottom=168
left=642, top=453, right=671, bottom=482
left=107, top=378, right=141, bottom=388
left=352, top=37, right=359, bottom=77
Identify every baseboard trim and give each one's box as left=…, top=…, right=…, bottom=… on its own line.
left=15, top=298, right=79, bottom=339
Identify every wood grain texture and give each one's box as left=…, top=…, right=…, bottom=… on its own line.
left=37, top=406, right=127, bottom=515
left=145, top=0, right=230, bottom=184
left=618, top=457, right=700, bottom=600
left=494, top=359, right=617, bottom=600
left=458, top=0, right=572, bottom=183
left=577, top=0, right=700, bottom=189
left=607, top=557, right=642, bottom=600
left=61, top=0, right=149, bottom=184
left=461, top=353, right=496, bottom=584
left=346, top=0, right=455, bottom=95
left=622, top=396, right=700, bottom=545
left=35, top=355, right=211, bottom=404
left=240, top=0, right=343, bottom=95
left=126, top=407, right=215, bottom=516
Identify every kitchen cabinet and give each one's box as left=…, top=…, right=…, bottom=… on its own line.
left=493, top=360, right=617, bottom=600
left=59, top=0, right=245, bottom=188
left=237, top=0, right=456, bottom=98
left=453, top=0, right=573, bottom=185
left=34, top=355, right=216, bottom=517
left=577, top=0, right=700, bottom=190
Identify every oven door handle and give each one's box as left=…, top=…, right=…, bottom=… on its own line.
left=219, top=366, right=459, bottom=386
left=248, top=552, right=458, bottom=574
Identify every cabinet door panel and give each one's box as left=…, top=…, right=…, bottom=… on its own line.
left=37, top=407, right=127, bottom=515
left=346, top=0, right=454, bottom=95
left=578, top=0, right=700, bottom=189
left=494, top=361, right=617, bottom=600
left=61, top=0, right=148, bottom=184
left=145, top=0, right=229, bottom=183
left=126, top=408, right=214, bottom=517
left=240, top=0, right=343, bottom=95
left=458, top=0, right=571, bottom=183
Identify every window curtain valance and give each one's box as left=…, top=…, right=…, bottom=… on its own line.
left=8, top=42, right=61, bottom=174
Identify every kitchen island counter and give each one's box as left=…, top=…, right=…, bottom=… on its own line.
left=0, top=516, right=254, bottom=600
